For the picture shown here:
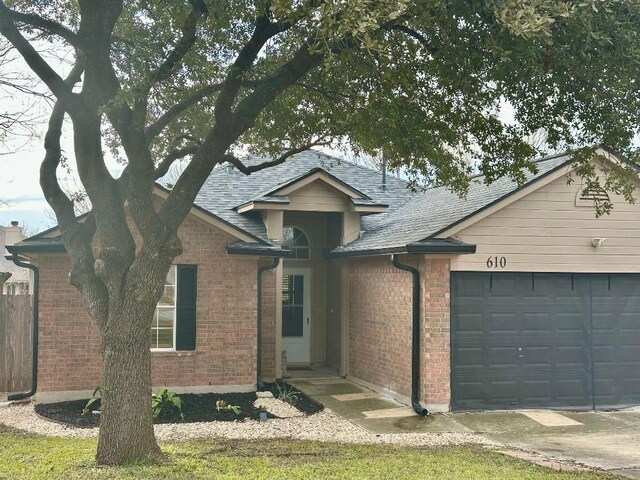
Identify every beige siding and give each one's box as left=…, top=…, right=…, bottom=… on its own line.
left=287, top=180, right=350, bottom=212
left=449, top=173, right=640, bottom=273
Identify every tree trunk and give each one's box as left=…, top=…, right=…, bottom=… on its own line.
left=96, top=312, right=161, bottom=465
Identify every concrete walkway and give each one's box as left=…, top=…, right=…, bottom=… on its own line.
left=291, top=376, right=640, bottom=478
left=290, top=377, right=471, bottom=435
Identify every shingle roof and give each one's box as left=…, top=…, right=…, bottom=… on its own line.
left=11, top=150, right=578, bottom=258
left=333, top=153, right=572, bottom=254
left=193, top=150, right=413, bottom=244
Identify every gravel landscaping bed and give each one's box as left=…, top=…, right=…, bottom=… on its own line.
left=0, top=402, right=499, bottom=447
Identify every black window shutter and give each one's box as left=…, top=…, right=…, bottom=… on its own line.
left=176, top=265, right=197, bottom=351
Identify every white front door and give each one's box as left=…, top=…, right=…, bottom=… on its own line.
left=282, top=268, right=310, bottom=363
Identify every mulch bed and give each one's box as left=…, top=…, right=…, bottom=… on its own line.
left=35, top=382, right=323, bottom=429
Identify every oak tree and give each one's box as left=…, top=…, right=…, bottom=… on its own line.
left=1, top=0, right=639, bottom=465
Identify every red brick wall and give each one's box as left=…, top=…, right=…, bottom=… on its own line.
left=38, top=255, right=102, bottom=392
left=348, top=256, right=413, bottom=397
left=37, top=214, right=261, bottom=393
left=260, top=266, right=277, bottom=380
left=419, top=257, right=451, bottom=407
left=348, top=255, right=452, bottom=408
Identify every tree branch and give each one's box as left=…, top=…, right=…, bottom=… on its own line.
left=0, top=2, right=80, bottom=110
left=145, top=83, right=223, bottom=141
left=224, top=141, right=331, bottom=175
left=38, top=57, right=109, bottom=323
left=132, top=2, right=207, bottom=125
left=39, top=54, right=85, bottom=226
left=213, top=13, right=293, bottom=120
left=159, top=33, right=357, bottom=232
left=232, top=39, right=325, bottom=130
left=154, top=144, right=200, bottom=179
left=385, top=24, right=438, bottom=54
left=5, top=7, right=79, bottom=47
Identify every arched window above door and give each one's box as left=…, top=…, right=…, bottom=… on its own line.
left=282, top=226, right=310, bottom=259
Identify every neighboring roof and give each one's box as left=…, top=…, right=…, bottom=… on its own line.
left=334, top=152, right=573, bottom=255
left=5, top=237, right=66, bottom=254
left=0, top=226, right=30, bottom=282
left=194, top=150, right=413, bottom=242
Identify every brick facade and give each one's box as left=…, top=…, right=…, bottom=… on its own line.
left=347, top=255, right=452, bottom=410
left=37, top=213, right=261, bottom=396
left=35, top=210, right=454, bottom=409
left=260, top=266, right=277, bottom=380
left=348, top=256, right=413, bottom=398
left=419, top=257, right=451, bottom=409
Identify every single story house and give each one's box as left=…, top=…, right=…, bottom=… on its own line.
left=1, top=222, right=30, bottom=295
left=6, top=147, right=640, bottom=412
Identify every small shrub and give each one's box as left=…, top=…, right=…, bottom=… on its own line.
left=275, top=383, right=299, bottom=406
left=82, top=386, right=102, bottom=415
left=152, top=388, right=184, bottom=419
left=215, top=399, right=241, bottom=415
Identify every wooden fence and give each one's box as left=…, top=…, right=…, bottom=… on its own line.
left=0, top=295, right=33, bottom=393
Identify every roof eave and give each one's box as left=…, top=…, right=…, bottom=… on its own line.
left=325, top=241, right=476, bottom=259
left=6, top=242, right=66, bottom=254
left=236, top=199, right=291, bottom=213
left=226, top=242, right=291, bottom=257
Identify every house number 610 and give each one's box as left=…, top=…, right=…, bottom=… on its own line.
left=486, top=256, right=507, bottom=269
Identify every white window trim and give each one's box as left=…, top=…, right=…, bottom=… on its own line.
left=283, top=225, right=311, bottom=260
left=151, top=265, right=177, bottom=352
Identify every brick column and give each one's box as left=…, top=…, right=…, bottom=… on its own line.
left=420, top=257, right=451, bottom=411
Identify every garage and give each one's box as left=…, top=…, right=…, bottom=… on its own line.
left=451, top=272, right=640, bottom=411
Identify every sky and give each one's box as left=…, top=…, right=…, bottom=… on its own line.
left=0, top=137, right=60, bottom=232
left=0, top=118, right=95, bottom=233
left=0, top=44, right=76, bottom=233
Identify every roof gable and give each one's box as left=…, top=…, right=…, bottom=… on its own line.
left=268, top=168, right=368, bottom=198
left=235, top=169, right=389, bottom=214
left=193, top=150, right=412, bottom=239
left=433, top=148, right=636, bottom=239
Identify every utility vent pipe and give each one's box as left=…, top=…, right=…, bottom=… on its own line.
left=381, top=156, right=387, bottom=191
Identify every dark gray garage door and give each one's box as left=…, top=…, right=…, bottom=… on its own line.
left=451, top=272, right=640, bottom=411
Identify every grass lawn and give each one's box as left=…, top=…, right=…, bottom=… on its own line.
left=0, top=425, right=624, bottom=480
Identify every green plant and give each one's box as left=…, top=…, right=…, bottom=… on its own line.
left=275, top=383, right=300, bottom=406
left=215, top=399, right=241, bottom=416
left=82, top=386, right=102, bottom=415
left=152, top=388, right=184, bottom=419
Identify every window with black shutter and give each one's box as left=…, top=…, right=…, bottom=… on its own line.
left=150, top=264, right=197, bottom=351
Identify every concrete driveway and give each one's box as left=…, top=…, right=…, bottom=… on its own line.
left=291, top=376, right=640, bottom=478
left=449, top=408, right=640, bottom=479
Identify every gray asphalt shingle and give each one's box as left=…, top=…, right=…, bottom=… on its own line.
left=193, top=150, right=413, bottom=244
left=195, top=150, right=573, bottom=254
left=334, top=153, right=572, bottom=253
